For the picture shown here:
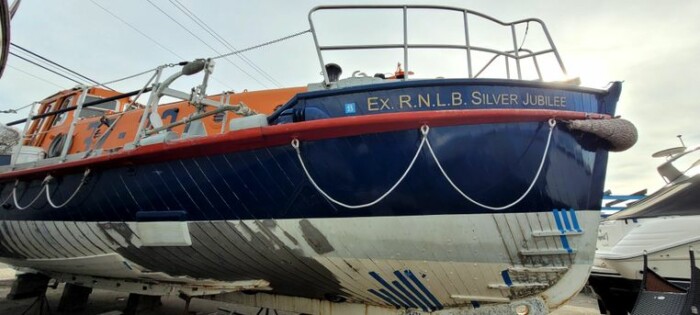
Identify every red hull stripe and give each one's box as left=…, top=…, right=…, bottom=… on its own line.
left=1, top=109, right=608, bottom=180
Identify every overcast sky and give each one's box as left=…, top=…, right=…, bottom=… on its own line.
left=1, top=0, right=698, bottom=196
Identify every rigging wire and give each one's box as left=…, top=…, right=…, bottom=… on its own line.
left=0, top=100, right=36, bottom=114
left=144, top=0, right=269, bottom=89
left=89, top=0, right=232, bottom=91
left=168, top=0, right=283, bottom=87
left=2, top=29, right=310, bottom=115
left=212, top=29, right=311, bottom=61
left=89, top=0, right=185, bottom=60
left=9, top=51, right=85, bottom=85
left=10, top=43, right=113, bottom=90
left=6, top=65, right=68, bottom=90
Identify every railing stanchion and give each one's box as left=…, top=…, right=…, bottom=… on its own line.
left=402, top=6, right=409, bottom=80
left=60, top=87, right=89, bottom=161
left=132, top=67, right=164, bottom=148
left=463, top=10, right=473, bottom=78
left=510, top=24, right=522, bottom=80
left=10, top=102, right=37, bottom=169
left=220, top=92, right=231, bottom=134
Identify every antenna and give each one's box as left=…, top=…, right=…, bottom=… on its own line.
left=677, top=135, right=686, bottom=148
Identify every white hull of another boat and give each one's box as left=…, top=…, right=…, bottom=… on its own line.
left=595, top=215, right=700, bottom=280
left=0, top=211, right=599, bottom=313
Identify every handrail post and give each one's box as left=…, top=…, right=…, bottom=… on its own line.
left=307, top=10, right=329, bottom=86
left=402, top=6, right=409, bottom=80
left=132, top=67, right=164, bottom=148
left=532, top=55, right=543, bottom=80
left=505, top=56, right=511, bottom=79
left=463, top=10, right=472, bottom=78
left=219, top=92, right=231, bottom=134
left=539, top=21, right=568, bottom=76
left=10, top=102, right=38, bottom=169
left=60, top=87, right=89, bottom=161
left=510, top=24, right=522, bottom=80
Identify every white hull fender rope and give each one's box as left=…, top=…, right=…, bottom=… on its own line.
left=292, top=119, right=557, bottom=210
left=1, top=168, right=91, bottom=210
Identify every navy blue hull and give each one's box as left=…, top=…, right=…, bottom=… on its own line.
left=0, top=122, right=605, bottom=221
left=0, top=80, right=621, bottom=222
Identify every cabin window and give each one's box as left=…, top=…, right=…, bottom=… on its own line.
left=78, top=96, right=118, bottom=118
left=52, top=97, right=72, bottom=127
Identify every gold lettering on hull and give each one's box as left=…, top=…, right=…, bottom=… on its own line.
left=365, top=90, right=567, bottom=111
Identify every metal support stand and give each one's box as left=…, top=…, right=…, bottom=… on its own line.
left=20, top=293, right=52, bottom=315
left=57, top=283, right=92, bottom=313
left=123, top=293, right=161, bottom=315
left=6, top=273, right=50, bottom=300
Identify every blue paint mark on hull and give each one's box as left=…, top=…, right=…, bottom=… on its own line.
left=553, top=209, right=565, bottom=233
left=404, top=270, right=443, bottom=310
left=394, top=270, right=436, bottom=311
left=368, top=270, right=443, bottom=310
left=569, top=208, right=582, bottom=232
left=501, top=269, right=513, bottom=286
left=553, top=209, right=573, bottom=252
left=561, top=208, right=572, bottom=231
left=369, top=271, right=416, bottom=308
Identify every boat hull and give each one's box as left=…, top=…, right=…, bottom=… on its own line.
left=0, top=210, right=600, bottom=310
left=591, top=216, right=700, bottom=314
left=0, top=79, right=623, bottom=311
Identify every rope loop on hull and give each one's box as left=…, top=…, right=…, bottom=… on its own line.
left=5, top=168, right=91, bottom=210
left=293, top=119, right=556, bottom=210
left=292, top=128, right=429, bottom=209
left=12, top=178, right=48, bottom=210
left=45, top=169, right=91, bottom=209
left=427, top=119, right=556, bottom=210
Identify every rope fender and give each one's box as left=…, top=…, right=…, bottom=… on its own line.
left=293, top=119, right=557, bottom=210
left=566, top=118, right=637, bottom=152
left=0, top=169, right=91, bottom=210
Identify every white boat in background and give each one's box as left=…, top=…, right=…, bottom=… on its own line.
left=590, top=145, right=700, bottom=315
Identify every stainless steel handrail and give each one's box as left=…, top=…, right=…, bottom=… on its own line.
left=309, top=5, right=567, bottom=85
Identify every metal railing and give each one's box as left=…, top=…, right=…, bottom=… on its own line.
left=308, top=5, right=568, bottom=85
left=7, top=59, right=256, bottom=168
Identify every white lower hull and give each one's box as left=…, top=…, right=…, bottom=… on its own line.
left=0, top=211, right=599, bottom=313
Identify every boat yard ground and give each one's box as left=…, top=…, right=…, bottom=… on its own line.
left=0, top=264, right=600, bottom=314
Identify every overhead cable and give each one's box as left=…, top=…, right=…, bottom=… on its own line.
left=169, top=0, right=282, bottom=87
left=3, top=29, right=311, bottom=115
left=89, top=0, right=186, bottom=60
left=6, top=65, right=67, bottom=89
left=144, top=0, right=269, bottom=89
left=89, top=0, right=232, bottom=91
left=212, top=30, right=311, bottom=61
left=10, top=43, right=110, bottom=89
left=9, top=51, right=85, bottom=85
